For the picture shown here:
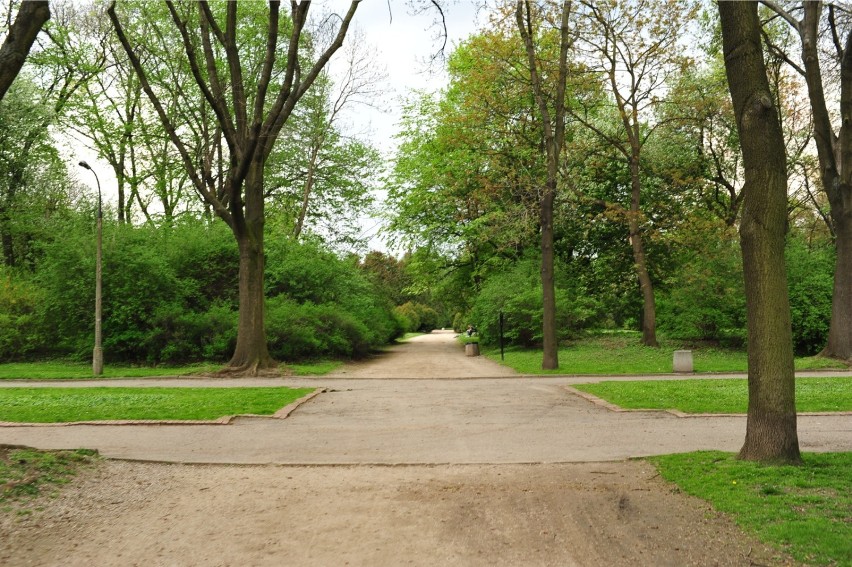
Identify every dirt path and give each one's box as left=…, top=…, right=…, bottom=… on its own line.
left=1, top=331, right=839, bottom=565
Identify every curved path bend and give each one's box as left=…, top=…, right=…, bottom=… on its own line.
left=1, top=330, right=849, bottom=464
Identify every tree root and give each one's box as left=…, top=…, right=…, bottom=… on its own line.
left=214, top=359, right=282, bottom=378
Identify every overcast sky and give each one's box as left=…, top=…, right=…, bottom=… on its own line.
left=331, top=1, right=483, bottom=151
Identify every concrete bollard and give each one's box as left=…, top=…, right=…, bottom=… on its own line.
left=465, top=343, right=480, bottom=357
left=673, top=350, right=693, bottom=373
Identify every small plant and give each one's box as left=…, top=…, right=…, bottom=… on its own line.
left=1, top=447, right=99, bottom=504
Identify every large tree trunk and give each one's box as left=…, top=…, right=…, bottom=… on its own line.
left=824, top=205, right=852, bottom=359
left=718, top=0, right=801, bottom=464
left=628, top=156, right=658, bottom=347
left=226, top=162, right=275, bottom=374
left=541, top=179, right=558, bottom=370
left=0, top=1, right=49, bottom=102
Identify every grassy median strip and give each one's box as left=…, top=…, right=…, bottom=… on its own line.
left=0, top=387, right=314, bottom=423
left=649, top=451, right=851, bottom=566
left=573, top=377, right=852, bottom=414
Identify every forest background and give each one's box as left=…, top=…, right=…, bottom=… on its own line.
left=0, top=0, right=844, bottom=371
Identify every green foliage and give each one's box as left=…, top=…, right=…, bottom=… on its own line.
left=264, top=237, right=402, bottom=359
left=1, top=215, right=398, bottom=364
left=393, top=301, right=439, bottom=333
left=650, top=452, right=851, bottom=565
left=657, top=218, right=746, bottom=344
left=574, top=377, right=852, bottom=413
left=469, top=257, right=604, bottom=347
left=0, top=273, right=45, bottom=358
left=785, top=236, right=834, bottom=355
left=0, top=387, right=315, bottom=422
left=266, top=298, right=371, bottom=359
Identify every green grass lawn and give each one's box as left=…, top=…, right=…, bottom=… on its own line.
left=573, top=377, right=852, bottom=413
left=0, top=362, right=221, bottom=380
left=0, top=360, right=341, bottom=380
left=0, top=387, right=314, bottom=422
left=650, top=451, right=851, bottom=566
left=485, top=333, right=847, bottom=375
left=286, top=360, right=342, bottom=375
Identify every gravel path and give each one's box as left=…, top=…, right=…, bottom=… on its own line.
left=1, top=331, right=848, bottom=566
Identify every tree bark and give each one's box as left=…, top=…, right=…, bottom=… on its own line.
left=628, top=155, right=658, bottom=347
left=825, top=209, right=852, bottom=359
left=540, top=179, right=558, bottom=369
left=762, top=1, right=852, bottom=360
left=718, top=0, right=801, bottom=464
left=0, top=1, right=49, bottom=102
left=293, top=143, right=321, bottom=239
left=516, top=0, right=572, bottom=370
left=227, top=160, right=275, bottom=373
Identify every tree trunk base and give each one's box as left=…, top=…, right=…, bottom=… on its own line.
left=737, top=411, right=802, bottom=466
left=817, top=347, right=852, bottom=365
left=216, top=357, right=280, bottom=378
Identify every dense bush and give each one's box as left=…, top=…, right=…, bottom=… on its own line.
left=657, top=225, right=746, bottom=344
left=468, top=257, right=604, bottom=347
left=0, top=273, right=45, bottom=358
left=786, top=236, right=834, bottom=355
left=394, top=301, right=439, bottom=333
left=0, top=216, right=400, bottom=363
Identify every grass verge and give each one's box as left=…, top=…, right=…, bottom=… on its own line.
left=0, top=360, right=343, bottom=380
left=649, top=451, right=851, bottom=566
left=1, top=447, right=99, bottom=510
left=0, top=362, right=221, bottom=380
left=485, top=334, right=846, bottom=375
left=0, top=387, right=314, bottom=423
left=573, top=377, right=852, bottom=413
left=285, top=360, right=342, bottom=375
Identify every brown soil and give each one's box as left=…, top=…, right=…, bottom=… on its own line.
left=0, top=332, right=807, bottom=566
left=1, top=460, right=795, bottom=567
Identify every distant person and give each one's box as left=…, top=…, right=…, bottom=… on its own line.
left=466, top=325, right=477, bottom=337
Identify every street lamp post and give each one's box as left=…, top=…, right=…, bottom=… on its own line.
left=78, top=161, right=103, bottom=376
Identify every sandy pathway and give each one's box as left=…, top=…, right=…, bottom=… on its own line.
left=1, top=331, right=839, bottom=565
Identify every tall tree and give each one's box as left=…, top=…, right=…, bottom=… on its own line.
left=516, top=0, right=573, bottom=369
left=718, top=0, right=801, bottom=464
left=0, top=0, right=50, bottom=101
left=108, top=0, right=360, bottom=374
left=573, top=0, right=697, bottom=347
left=760, top=0, right=852, bottom=361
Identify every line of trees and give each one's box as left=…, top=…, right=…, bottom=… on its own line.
left=389, top=0, right=848, bottom=464
left=0, top=0, right=848, bottom=465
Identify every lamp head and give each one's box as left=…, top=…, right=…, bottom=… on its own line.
left=78, top=160, right=92, bottom=170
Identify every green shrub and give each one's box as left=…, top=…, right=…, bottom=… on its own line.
left=150, top=301, right=236, bottom=363
left=0, top=274, right=46, bottom=359
left=469, top=257, right=603, bottom=347
left=266, top=298, right=372, bottom=359
left=786, top=237, right=834, bottom=355
left=657, top=223, right=745, bottom=344
left=394, top=301, right=438, bottom=333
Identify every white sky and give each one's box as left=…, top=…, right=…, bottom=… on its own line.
left=337, top=1, right=482, bottom=151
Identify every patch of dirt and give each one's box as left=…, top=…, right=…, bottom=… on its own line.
left=0, top=459, right=798, bottom=567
